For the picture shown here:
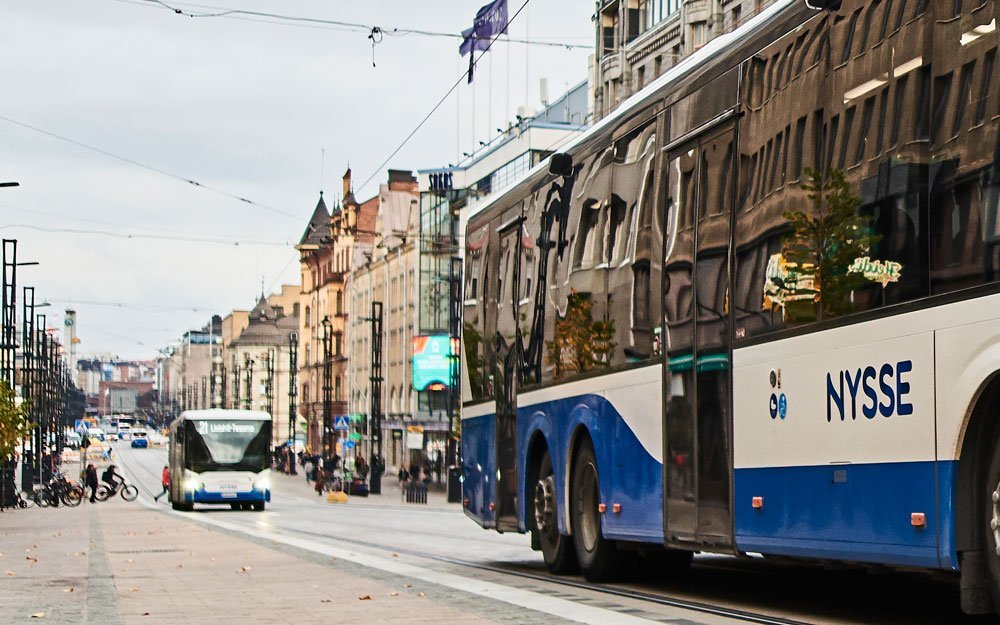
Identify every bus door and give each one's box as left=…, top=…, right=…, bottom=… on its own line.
left=662, top=122, right=735, bottom=548
left=493, top=206, right=525, bottom=532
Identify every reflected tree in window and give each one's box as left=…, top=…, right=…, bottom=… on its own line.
left=545, top=291, right=616, bottom=379
left=774, top=168, right=881, bottom=321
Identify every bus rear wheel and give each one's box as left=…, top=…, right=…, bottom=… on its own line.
left=570, top=441, right=623, bottom=582
left=983, top=435, right=1000, bottom=615
left=252, top=502, right=265, bottom=512
left=532, top=450, right=576, bottom=574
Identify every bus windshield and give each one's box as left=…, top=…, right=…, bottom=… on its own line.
left=185, top=420, right=270, bottom=473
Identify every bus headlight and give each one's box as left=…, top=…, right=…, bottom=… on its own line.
left=182, top=469, right=201, bottom=491
left=253, top=469, right=271, bottom=491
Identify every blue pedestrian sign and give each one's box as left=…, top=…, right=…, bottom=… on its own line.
left=333, top=416, right=350, bottom=431
left=343, top=440, right=356, bottom=450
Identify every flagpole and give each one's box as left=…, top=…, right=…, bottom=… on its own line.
left=456, top=54, right=461, bottom=164
left=488, top=48, right=493, bottom=146
left=471, top=51, right=476, bottom=159
left=524, top=3, right=530, bottom=115
left=505, top=35, right=510, bottom=131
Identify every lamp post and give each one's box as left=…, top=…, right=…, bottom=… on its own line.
left=364, top=302, right=383, bottom=495
left=232, top=353, right=240, bottom=410
left=321, top=316, right=332, bottom=463
left=243, top=353, right=254, bottom=410
left=263, top=348, right=274, bottom=443
left=287, top=331, right=298, bottom=474
left=201, top=375, right=207, bottom=410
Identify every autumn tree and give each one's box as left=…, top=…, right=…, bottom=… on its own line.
left=780, top=167, right=881, bottom=321
left=546, top=291, right=616, bottom=379
left=0, top=380, right=30, bottom=461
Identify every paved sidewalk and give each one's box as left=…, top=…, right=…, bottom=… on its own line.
left=273, top=467, right=459, bottom=510
left=0, top=499, right=506, bottom=625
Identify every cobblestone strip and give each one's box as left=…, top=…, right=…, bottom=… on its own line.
left=85, top=507, right=124, bottom=625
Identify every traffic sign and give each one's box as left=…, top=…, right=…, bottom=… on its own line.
left=333, top=416, right=350, bottom=431
left=349, top=432, right=362, bottom=442
left=343, top=440, right=356, bottom=450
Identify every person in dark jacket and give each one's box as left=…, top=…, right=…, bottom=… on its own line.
left=85, top=464, right=99, bottom=503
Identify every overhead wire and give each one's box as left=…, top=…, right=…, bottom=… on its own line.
left=0, top=113, right=300, bottom=221
left=118, top=0, right=589, bottom=49
left=356, top=0, right=535, bottom=195
left=1, top=223, right=294, bottom=248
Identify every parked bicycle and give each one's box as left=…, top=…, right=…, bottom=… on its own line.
left=33, top=473, right=84, bottom=507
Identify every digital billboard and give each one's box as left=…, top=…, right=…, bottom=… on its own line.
left=411, top=335, right=456, bottom=391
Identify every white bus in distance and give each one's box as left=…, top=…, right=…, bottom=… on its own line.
left=167, top=410, right=272, bottom=512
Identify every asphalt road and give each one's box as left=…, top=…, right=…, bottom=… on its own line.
left=114, top=443, right=988, bottom=625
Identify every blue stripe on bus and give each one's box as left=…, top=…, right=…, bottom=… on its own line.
left=734, top=460, right=957, bottom=569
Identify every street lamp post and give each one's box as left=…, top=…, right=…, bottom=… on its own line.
left=321, top=316, right=332, bottom=463
left=287, top=332, right=298, bottom=474
left=367, top=302, right=383, bottom=495
left=264, top=348, right=274, bottom=442
left=232, top=353, right=240, bottom=410
left=243, top=353, right=254, bottom=410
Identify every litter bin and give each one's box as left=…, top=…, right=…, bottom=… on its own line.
left=447, top=466, right=462, bottom=503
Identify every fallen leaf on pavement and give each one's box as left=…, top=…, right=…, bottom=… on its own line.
left=32, top=544, right=37, bottom=549
left=29, top=612, right=44, bottom=618
left=358, top=595, right=372, bottom=601
left=236, top=566, right=252, bottom=574
left=128, top=587, right=139, bottom=592
left=63, top=588, right=74, bottom=593
left=6, top=571, right=14, bottom=576
left=417, top=592, right=425, bottom=597
left=175, top=565, right=182, bottom=569
left=125, top=558, right=134, bottom=564
left=403, top=583, right=412, bottom=588
left=140, top=612, right=150, bottom=617
left=389, top=592, right=399, bottom=597
left=391, top=553, right=398, bottom=558
left=320, top=599, right=331, bottom=603
left=26, top=556, right=37, bottom=563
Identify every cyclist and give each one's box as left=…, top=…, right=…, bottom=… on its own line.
left=101, top=464, right=124, bottom=494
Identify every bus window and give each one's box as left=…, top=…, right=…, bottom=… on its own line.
left=184, top=419, right=271, bottom=473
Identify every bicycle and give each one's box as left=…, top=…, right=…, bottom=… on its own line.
left=34, top=473, right=84, bottom=507
left=96, top=480, right=139, bottom=502
left=12, top=490, right=36, bottom=509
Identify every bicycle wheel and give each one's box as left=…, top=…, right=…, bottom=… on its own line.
left=18, top=493, right=35, bottom=509
left=120, top=484, right=138, bottom=502
left=62, top=486, right=84, bottom=507
left=96, top=484, right=112, bottom=502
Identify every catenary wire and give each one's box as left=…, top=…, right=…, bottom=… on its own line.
left=1, top=223, right=294, bottom=248
left=119, top=0, right=589, bottom=49
left=357, top=0, right=534, bottom=195
left=0, top=113, right=301, bottom=221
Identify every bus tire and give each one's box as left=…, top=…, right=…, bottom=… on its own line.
left=252, top=502, right=265, bottom=512
left=532, top=450, right=576, bottom=574
left=230, top=503, right=240, bottom=510
left=570, top=440, right=623, bottom=582
left=983, top=433, right=1000, bottom=615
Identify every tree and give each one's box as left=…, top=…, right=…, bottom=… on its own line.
left=546, top=291, right=616, bottom=379
left=779, top=167, right=881, bottom=321
left=0, top=380, right=31, bottom=461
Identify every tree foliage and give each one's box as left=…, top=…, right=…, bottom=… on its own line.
left=0, top=380, right=30, bottom=460
left=780, top=167, right=881, bottom=320
left=546, top=291, right=615, bottom=379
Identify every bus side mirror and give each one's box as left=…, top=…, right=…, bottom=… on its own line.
left=549, top=153, right=573, bottom=177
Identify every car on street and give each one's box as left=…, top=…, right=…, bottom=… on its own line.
left=87, top=427, right=106, bottom=441
left=131, top=430, right=148, bottom=448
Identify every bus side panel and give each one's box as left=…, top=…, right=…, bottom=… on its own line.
left=461, top=411, right=495, bottom=528
left=733, top=327, right=943, bottom=568
left=517, top=366, right=664, bottom=543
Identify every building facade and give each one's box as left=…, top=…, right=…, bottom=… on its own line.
left=593, top=0, right=778, bottom=120
left=346, top=170, right=421, bottom=471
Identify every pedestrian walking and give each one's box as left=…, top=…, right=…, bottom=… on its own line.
left=154, top=465, right=170, bottom=502
left=314, top=466, right=326, bottom=496
left=304, top=458, right=313, bottom=483
left=85, top=464, right=99, bottom=503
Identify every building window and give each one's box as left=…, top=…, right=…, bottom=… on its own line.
left=304, top=306, right=311, bottom=327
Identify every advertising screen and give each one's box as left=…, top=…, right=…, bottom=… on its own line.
left=411, top=335, right=456, bottom=391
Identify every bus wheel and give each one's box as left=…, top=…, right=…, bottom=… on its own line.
left=252, top=502, right=265, bottom=512
left=571, top=441, right=622, bottom=582
left=533, top=451, right=576, bottom=574
left=230, top=503, right=240, bottom=510
left=984, top=436, right=1000, bottom=615
left=241, top=502, right=252, bottom=511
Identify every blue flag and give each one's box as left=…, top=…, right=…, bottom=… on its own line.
left=460, top=0, right=508, bottom=58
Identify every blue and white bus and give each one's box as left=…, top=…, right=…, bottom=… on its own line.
left=461, top=0, right=1000, bottom=615
left=168, top=410, right=272, bottom=511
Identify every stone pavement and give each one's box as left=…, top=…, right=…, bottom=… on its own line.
left=272, top=466, right=458, bottom=510
left=0, top=497, right=508, bottom=625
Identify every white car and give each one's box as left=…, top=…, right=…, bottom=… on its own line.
left=87, top=427, right=106, bottom=441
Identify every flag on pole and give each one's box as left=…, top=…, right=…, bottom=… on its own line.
left=460, top=0, right=508, bottom=83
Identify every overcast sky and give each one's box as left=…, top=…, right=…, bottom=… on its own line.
left=0, top=0, right=591, bottom=360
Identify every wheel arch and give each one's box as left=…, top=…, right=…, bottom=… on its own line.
left=564, top=423, right=596, bottom=537
left=524, top=428, right=551, bottom=529
left=956, top=371, right=1000, bottom=555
